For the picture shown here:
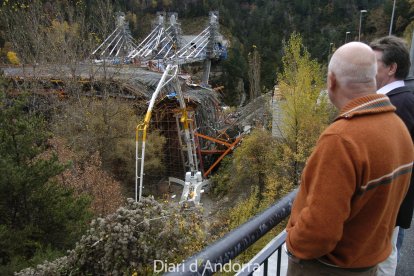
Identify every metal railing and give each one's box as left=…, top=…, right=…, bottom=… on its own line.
left=236, top=230, right=287, bottom=276
left=164, top=189, right=298, bottom=275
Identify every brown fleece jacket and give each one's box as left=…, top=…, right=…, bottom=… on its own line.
left=286, top=94, right=414, bottom=268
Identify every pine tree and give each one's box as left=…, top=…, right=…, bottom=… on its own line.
left=0, top=89, right=91, bottom=273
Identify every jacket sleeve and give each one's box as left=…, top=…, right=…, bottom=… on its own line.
left=286, top=133, right=357, bottom=259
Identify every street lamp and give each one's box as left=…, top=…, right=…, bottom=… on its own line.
left=345, top=31, right=351, bottom=43
left=328, top=42, right=334, bottom=63
left=358, top=9, right=367, bottom=41
left=389, top=0, right=396, bottom=35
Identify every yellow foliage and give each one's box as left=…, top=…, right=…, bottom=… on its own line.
left=163, top=0, right=173, bottom=6
left=221, top=186, right=289, bottom=267
left=211, top=128, right=279, bottom=197
left=48, top=19, right=80, bottom=47
left=276, top=32, right=331, bottom=185
left=403, top=21, right=414, bottom=48
left=228, top=186, right=260, bottom=229
left=7, top=51, right=20, bottom=65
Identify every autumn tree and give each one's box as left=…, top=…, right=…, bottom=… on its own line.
left=0, top=0, right=109, bottom=80
left=45, top=137, right=124, bottom=217
left=6, top=51, right=19, bottom=65
left=211, top=128, right=279, bottom=199
left=52, top=97, right=166, bottom=195
left=210, top=129, right=289, bottom=264
left=276, top=32, right=332, bottom=186
left=0, top=1, right=46, bottom=70
left=402, top=0, right=414, bottom=44
left=209, top=33, right=332, bottom=264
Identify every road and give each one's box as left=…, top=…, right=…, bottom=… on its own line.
left=396, top=216, right=414, bottom=276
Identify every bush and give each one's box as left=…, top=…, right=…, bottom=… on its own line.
left=17, top=197, right=207, bottom=275
left=6, top=51, right=19, bottom=65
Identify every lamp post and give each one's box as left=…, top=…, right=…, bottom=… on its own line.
left=358, top=9, right=367, bottom=41
left=328, top=42, right=334, bottom=63
left=345, top=31, right=351, bottom=43
left=389, top=0, right=396, bottom=35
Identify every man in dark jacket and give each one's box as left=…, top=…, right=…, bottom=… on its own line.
left=370, top=35, right=414, bottom=276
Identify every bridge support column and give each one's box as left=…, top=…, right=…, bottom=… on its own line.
left=201, top=59, right=211, bottom=87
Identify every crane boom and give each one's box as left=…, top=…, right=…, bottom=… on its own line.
left=135, top=64, right=209, bottom=205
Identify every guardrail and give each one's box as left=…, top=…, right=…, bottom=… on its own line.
left=164, top=188, right=298, bottom=275
left=236, top=230, right=287, bottom=276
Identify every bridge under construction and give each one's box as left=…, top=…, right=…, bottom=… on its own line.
left=2, top=11, right=270, bottom=205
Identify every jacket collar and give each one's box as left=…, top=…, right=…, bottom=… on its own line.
left=377, top=80, right=405, bottom=95
left=336, top=94, right=396, bottom=120
left=386, top=85, right=414, bottom=96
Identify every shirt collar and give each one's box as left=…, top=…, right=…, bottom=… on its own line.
left=377, top=80, right=405, bottom=95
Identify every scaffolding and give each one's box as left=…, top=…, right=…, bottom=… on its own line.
left=135, top=64, right=211, bottom=205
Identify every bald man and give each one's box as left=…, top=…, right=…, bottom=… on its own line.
left=285, top=42, right=414, bottom=276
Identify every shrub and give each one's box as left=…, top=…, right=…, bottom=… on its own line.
left=6, top=51, right=19, bottom=65
left=17, top=197, right=207, bottom=275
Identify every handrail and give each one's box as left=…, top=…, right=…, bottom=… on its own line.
left=236, top=230, right=287, bottom=275
left=164, top=188, right=298, bottom=275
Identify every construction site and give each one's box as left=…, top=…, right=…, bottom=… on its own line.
left=2, top=11, right=274, bottom=206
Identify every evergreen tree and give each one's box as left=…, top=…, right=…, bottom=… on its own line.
left=0, top=89, right=91, bottom=273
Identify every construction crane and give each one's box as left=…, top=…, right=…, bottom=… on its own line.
left=135, top=64, right=209, bottom=205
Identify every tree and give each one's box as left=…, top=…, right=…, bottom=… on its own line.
left=276, top=32, right=332, bottom=186
left=46, top=137, right=125, bottom=217
left=223, top=185, right=287, bottom=264
left=211, top=128, right=279, bottom=199
left=52, top=97, right=166, bottom=195
left=0, top=1, right=46, bottom=69
left=0, top=0, right=100, bottom=80
left=0, top=89, right=91, bottom=274
left=247, top=45, right=261, bottom=100
left=210, top=130, right=289, bottom=263
left=210, top=33, right=331, bottom=249
left=219, top=41, right=248, bottom=106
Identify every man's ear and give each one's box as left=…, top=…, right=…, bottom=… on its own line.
left=389, top=62, right=397, bottom=76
